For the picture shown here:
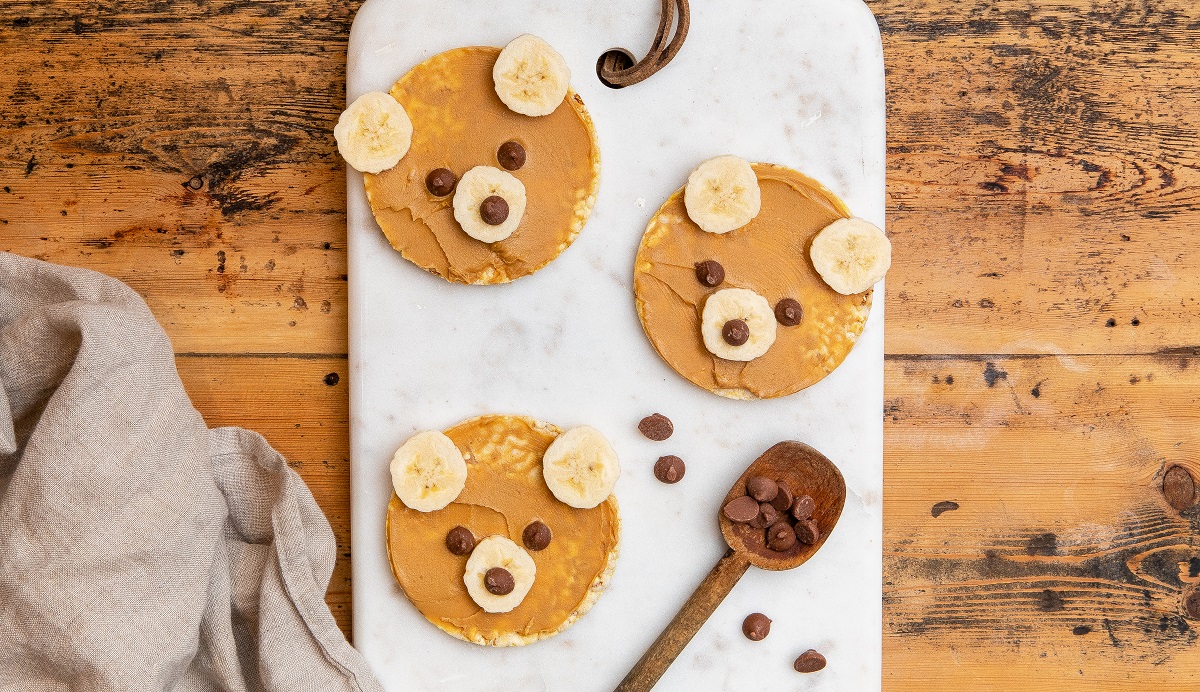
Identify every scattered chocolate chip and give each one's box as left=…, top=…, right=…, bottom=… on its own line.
left=767, top=521, right=798, bottom=551
left=1164, top=465, right=1196, bottom=512
left=425, top=168, right=456, bottom=196
left=694, top=260, right=725, bottom=287
left=722, top=319, right=750, bottom=346
left=931, top=500, right=960, bottom=518
left=791, top=495, right=815, bottom=521
left=741, top=613, right=771, bottom=641
left=522, top=521, right=552, bottom=551
left=771, top=484, right=795, bottom=513
left=638, top=413, right=674, bottom=441
left=794, top=649, right=827, bottom=673
left=795, top=518, right=820, bottom=545
left=746, top=476, right=779, bottom=503
left=774, top=298, right=803, bottom=326
left=497, top=140, right=526, bottom=170
left=445, top=526, right=475, bottom=556
left=654, top=455, right=686, bottom=484
left=484, top=567, right=515, bottom=595
left=480, top=195, right=509, bottom=225
left=750, top=502, right=780, bottom=529
left=723, top=495, right=760, bottom=523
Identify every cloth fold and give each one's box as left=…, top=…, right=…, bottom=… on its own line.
left=0, top=251, right=382, bottom=692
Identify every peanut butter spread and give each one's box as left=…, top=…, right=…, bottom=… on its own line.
left=634, top=164, right=872, bottom=399
left=386, top=415, right=620, bottom=647
left=364, top=47, right=600, bottom=284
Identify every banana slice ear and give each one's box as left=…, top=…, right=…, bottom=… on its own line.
left=390, top=430, right=468, bottom=512
left=684, top=155, right=762, bottom=234
left=334, top=91, right=413, bottom=174
left=809, top=217, right=892, bottom=295
left=541, top=426, right=620, bottom=509
left=493, top=34, right=571, bottom=117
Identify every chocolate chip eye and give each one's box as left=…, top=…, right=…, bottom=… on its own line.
left=722, top=319, right=749, bottom=346
left=694, top=260, right=725, bottom=287
left=774, top=298, right=802, bottom=326
left=497, top=141, right=526, bottom=171
left=480, top=195, right=510, bottom=225
left=522, top=520, right=552, bottom=551
left=445, top=526, right=475, bottom=555
left=426, top=168, right=456, bottom=196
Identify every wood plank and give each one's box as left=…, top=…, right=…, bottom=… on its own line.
left=883, top=353, right=1200, bottom=689
left=174, top=354, right=353, bottom=634
left=1, top=0, right=1198, bottom=356
left=872, top=0, right=1200, bottom=355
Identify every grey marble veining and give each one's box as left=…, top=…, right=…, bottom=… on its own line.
left=346, top=0, right=885, bottom=689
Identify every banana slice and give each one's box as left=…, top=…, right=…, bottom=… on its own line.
left=541, top=426, right=620, bottom=509
left=493, top=34, right=571, bottom=117
left=700, top=288, right=777, bottom=361
left=810, top=217, right=892, bottom=295
left=333, top=91, right=413, bottom=174
left=452, top=166, right=527, bottom=243
left=464, top=536, right=537, bottom=613
left=390, top=430, right=468, bottom=512
left=683, top=155, right=762, bottom=234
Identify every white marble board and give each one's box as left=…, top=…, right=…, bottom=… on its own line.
left=346, top=0, right=885, bottom=689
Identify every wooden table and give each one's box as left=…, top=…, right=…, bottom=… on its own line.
left=3, top=0, right=1197, bottom=688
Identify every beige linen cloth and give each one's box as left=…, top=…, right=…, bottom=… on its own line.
left=0, top=252, right=383, bottom=692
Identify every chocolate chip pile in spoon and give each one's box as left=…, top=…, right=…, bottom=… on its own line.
left=723, top=476, right=819, bottom=553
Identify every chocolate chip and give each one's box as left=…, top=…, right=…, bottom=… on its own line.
left=795, top=518, right=820, bottom=545
left=445, top=526, right=475, bottom=556
left=480, top=195, right=509, bottom=225
left=767, top=521, right=798, bottom=551
left=522, top=521, right=552, bottom=551
left=722, top=319, right=750, bottom=346
left=654, top=455, right=686, bottom=484
left=484, top=567, right=515, bottom=595
left=791, top=495, right=815, bottom=521
left=694, top=260, right=725, bottom=287
left=794, top=649, right=827, bottom=673
left=771, top=483, right=794, bottom=513
left=746, top=476, right=779, bottom=502
left=1164, top=465, right=1196, bottom=512
left=750, top=502, right=779, bottom=529
left=723, top=495, right=760, bottom=523
left=638, top=413, right=674, bottom=441
left=775, top=298, right=803, bottom=326
left=497, top=140, right=526, bottom=171
left=741, top=613, right=771, bottom=641
left=425, top=168, right=456, bottom=196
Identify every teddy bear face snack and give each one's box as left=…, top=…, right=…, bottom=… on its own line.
left=336, top=35, right=600, bottom=284
left=633, top=156, right=891, bottom=399
left=385, top=415, right=620, bottom=646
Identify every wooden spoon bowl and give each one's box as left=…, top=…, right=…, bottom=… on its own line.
left=720, top=441, right=846, bottom=570
left=616, top=441, right=847, bottom=691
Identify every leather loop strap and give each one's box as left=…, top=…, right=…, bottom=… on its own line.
left=598, top=0, right=690, bottom=88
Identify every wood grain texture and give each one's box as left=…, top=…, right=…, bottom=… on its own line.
left=2, top=0, right=1199, bottom=688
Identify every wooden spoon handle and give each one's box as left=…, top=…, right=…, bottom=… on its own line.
left=615, top=550, right=750, bottom=692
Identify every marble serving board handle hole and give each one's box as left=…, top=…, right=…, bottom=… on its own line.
left=596, top=0, right=690, bottom=88
left=614, top=442, right=847, bottom=692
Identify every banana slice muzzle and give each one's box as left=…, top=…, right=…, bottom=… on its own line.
left=700, top=287, right=778, bottom=362
left=464, top=535, right=537, bottom=613
left=452, top=166, right=527, bottom=243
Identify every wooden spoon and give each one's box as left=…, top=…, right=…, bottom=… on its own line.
left=615, top=441, right=847, bottom=692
